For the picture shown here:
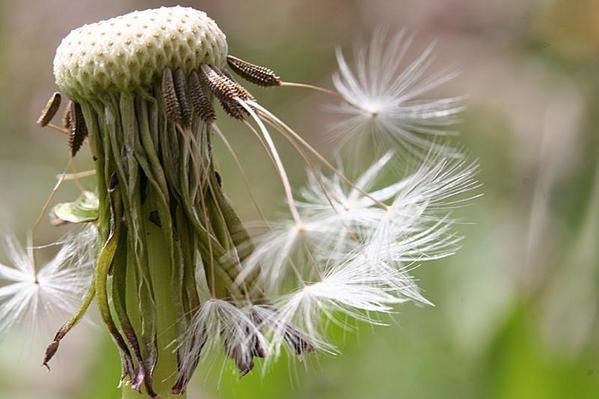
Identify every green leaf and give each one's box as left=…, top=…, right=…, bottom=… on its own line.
left=51, top=191, right=99, bottom=224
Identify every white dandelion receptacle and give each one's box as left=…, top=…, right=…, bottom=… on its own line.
left=53, top=7, right=228, bottom=100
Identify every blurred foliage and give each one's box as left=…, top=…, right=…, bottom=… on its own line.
left=532, top=0, right=599, bottom=66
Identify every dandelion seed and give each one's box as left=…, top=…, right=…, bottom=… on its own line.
left=245, top=152, right=478, bottom=295
left=36, top=92, right=61, bottom=127
left=0, top=228, right=95, bottom=337
left=68, top=101, right=87, bottom=157
left=175, top=299, right=268, bottom=391
left=331, top=30, right=464, bottom=155
left=267, top=258, right=402, bottom=357
left=226, top=55, right=282, bottom=87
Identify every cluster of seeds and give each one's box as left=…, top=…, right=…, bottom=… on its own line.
left=39, top=7, right=316, bottom=395
left=28, top=5, right=478, bottom=399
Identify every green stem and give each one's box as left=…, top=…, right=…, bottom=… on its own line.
left=122, top=193, right=183, bottom=399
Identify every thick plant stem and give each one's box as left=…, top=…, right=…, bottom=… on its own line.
left=122, top=195, right=183, bottom=399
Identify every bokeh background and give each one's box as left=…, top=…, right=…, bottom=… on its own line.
left=1, top=0, right=598, bottom=398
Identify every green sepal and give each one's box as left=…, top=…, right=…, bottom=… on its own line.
left=51, top=190, right=99, bottom=225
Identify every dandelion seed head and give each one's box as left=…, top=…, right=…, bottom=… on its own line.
left=29, top=7, right=481, bottom=390
left=54, top=6, right=228, bottom=99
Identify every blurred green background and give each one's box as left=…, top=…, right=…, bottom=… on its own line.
left=0, top=0, right=598, bottom=398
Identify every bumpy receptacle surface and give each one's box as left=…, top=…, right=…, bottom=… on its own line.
left=53, top=6, right=228, bottom=100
